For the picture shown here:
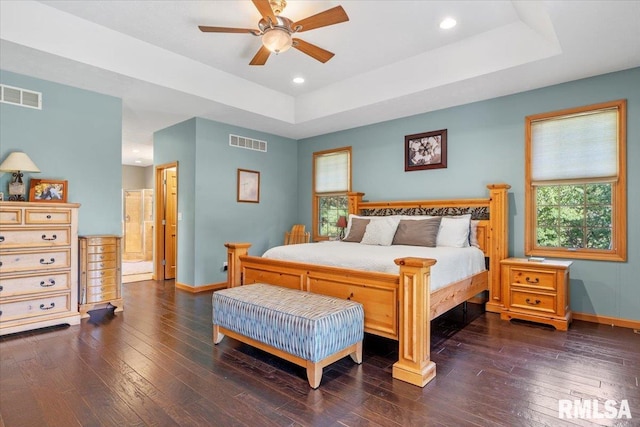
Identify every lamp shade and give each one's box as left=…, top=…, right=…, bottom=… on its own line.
left=336, top=216, right=348, bottom=228
left=262, top=28, right=292, bottom=53
left=0, top=152, right=40, bottom=173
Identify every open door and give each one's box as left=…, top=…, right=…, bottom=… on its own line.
left=154, top=162, right=178, bottom=281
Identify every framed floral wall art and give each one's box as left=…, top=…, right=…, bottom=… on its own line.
left=405, top=129, right=447, bottom=171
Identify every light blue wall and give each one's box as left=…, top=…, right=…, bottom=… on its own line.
left=298, top=67, right=640, bottom=321
left=154, top=117, right=298, bottom=287
left=154, top=118, right=196, bottom=285
left=0, top=70, right=122, bottom=236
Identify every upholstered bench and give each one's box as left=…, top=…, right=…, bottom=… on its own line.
left=212, top=283, right=364, bottom=388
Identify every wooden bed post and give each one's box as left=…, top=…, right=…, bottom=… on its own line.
left=392, top=257, right=437, bottom=387
left=224, top=242, right=251, bottom=288
left=485, top=184, right=511, bottom=313
left=347, top=192, right=365, bottom=215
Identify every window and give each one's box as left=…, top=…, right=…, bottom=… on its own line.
left=313, top=147, right=351, bottom=240
left=525, top=100, right=626, bottom=261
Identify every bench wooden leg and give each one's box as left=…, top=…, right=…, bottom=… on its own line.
left=213, top=325, right=225, bottom=344
left=306, top=361, right=322, bottom=389
left=349, top=340, right=363, bottom=364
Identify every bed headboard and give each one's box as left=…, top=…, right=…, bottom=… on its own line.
left=347, top=183, right=511, bottom=313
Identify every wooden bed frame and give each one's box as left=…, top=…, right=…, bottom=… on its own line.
left=225, top=184, right=510, bottom=387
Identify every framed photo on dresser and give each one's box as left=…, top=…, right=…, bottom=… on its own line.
left=29, top=179, right=68, bottom=203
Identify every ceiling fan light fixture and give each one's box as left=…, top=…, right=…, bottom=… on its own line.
left=262, top=28, right=292, bottom=53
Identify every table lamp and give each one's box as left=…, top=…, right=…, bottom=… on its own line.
left=336, top=215, right=348, bottom=239
left=0, top=152, right=41, bottom=201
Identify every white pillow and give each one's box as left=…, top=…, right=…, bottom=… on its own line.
left=436, top=214, right=471, bottom=248
left=360, top=217, right=399, bottom=246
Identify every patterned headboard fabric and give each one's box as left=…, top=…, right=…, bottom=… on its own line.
left=359, top=206, right=489, bottom=220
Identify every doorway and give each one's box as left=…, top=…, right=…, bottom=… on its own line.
left=122, top=188, right=154, bottom=282
left=154, top=162, right=178, bottom=281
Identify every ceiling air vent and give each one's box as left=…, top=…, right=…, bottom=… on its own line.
left=0, top=84, right=42, bottom=109
left=229, top=134, right=267, bottom=152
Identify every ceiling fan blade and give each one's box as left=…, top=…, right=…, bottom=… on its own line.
left=250, top=45, right=271, bottom=66
left=252, top=0, right=277, bottom=24
left=292, top=38, right=334, bottom=63
left=293, top=6, right=349, bottom=32
left=199, top=26, right=257, bottom=34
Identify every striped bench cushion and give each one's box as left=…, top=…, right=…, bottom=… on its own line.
left=212, top=284, right=364, bottom=363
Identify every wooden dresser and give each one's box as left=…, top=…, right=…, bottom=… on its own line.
left=500, top=258, right=572, bottom=330
left=78, top=235, right=123, bottom=318
left=0, top=201, right=81, bottom=335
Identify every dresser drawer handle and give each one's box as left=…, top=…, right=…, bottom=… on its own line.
left=0, top=236, right=4, bottom=243
left=46, top=215, right=52, bottom=219
left=347, top=292, right=354, bottom=301
left=525, top=277, right=539, bottom=284
left=41, top=234, right=57, bottom=241
left=525, top=298, right=541, bottom=305
left=0, top=285, right=3, bottom=292
left=40, top=279, right=56, bottom=287
left=40, top=258, right=56, bottom=265
left=40, top=302, right=56, bottom=310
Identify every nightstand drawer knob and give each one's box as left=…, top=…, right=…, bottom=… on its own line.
left=525, top=277, right=539, bottom=284
left=525, top=298, right=541, bottom=305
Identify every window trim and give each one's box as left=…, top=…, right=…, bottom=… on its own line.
left=524, top=99, right=627, bottom=261
left=312, top=146, right=352, bottom=241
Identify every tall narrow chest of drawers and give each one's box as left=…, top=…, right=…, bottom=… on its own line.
left=0, top=201, right=81, bottom=335
left=78, top=235, right=122, bottom=318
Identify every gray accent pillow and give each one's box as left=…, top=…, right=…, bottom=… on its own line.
left=342, top=218, right=370, bottom=242
left=392, top=217, right=442, bottom=247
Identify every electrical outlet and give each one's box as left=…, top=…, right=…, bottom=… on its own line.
left=222, top=261, right=228, bottom=271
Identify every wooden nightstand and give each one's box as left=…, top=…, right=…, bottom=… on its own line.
left=500, top=258, right=572, bottom=331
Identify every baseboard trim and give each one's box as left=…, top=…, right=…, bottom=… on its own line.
left=175, top=282, right=227, bottom=293
left=573, top=312, right=640, bottom=330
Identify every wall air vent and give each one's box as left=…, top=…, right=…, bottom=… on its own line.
left=229, top=134, right=267, bottom=152
left=0, top=84, right=42, bottom=109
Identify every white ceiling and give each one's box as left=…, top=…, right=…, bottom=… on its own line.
left=1, top=1, right=639, bottom=167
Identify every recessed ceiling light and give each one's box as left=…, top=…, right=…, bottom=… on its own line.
left=134, top=160, right=142, bottom=164
left=132, top=149, right=140, bottom=153
left=293, top=77, right=305, bottom=84
left=440, top=17, right=457, bottom=30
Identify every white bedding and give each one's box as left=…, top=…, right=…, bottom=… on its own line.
left=262, top=241, right=486, bottom=292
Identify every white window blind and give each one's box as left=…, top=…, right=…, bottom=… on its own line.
left=315, top=151, right=349, bottom=192
left=531, top=109, right=618, bottom=182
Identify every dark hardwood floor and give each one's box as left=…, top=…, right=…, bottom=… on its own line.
left=1, top=280, right=638, bottom=426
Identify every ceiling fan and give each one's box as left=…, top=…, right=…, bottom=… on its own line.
left=198, top=0, right=349, bottom=66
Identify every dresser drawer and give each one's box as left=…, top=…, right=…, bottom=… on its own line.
left=0, top=272, right=71, bottom=297
left=0, top=293, right=71, bottom=323
left=0, top=248, right=71, bottom=274
left=85, top=237, right=117, bottom=246
left=87, top=252, right=117, bottom=263
left=509, top=267, right=557, bottom=291
left=0, top=227, right=71, bottom=248
left=25, top=209, right=72, bottom=225
left=85, top=268, right=117, bottom=280
left=86, top=287, right=118, bottom=302
left=87, top=244, right=116, bottom=255
left=0, top=208, right=22, bottom=225
left=510, top=289, right=556, bottom=314
left=84, top=276, right=118, bottom=288
left=86, top=260, right=118, bottom=271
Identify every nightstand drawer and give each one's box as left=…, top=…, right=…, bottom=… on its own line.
left=87, top=252, right=117, bottom=263
left=86, top=269, right=117, bottom=280
left=86, top=260, right=118, bottom=271
left=87, top=244, right=116, bottom=255
left=510, top=289, right=556, bottom=314
left=509, top=267, right=557, bottom=291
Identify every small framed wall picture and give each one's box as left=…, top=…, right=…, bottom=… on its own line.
left=29, top=179, right=68, bottom=203
left=405, top=129, right=448, bottom=171
left=237, top=169, right=260, bottom=203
